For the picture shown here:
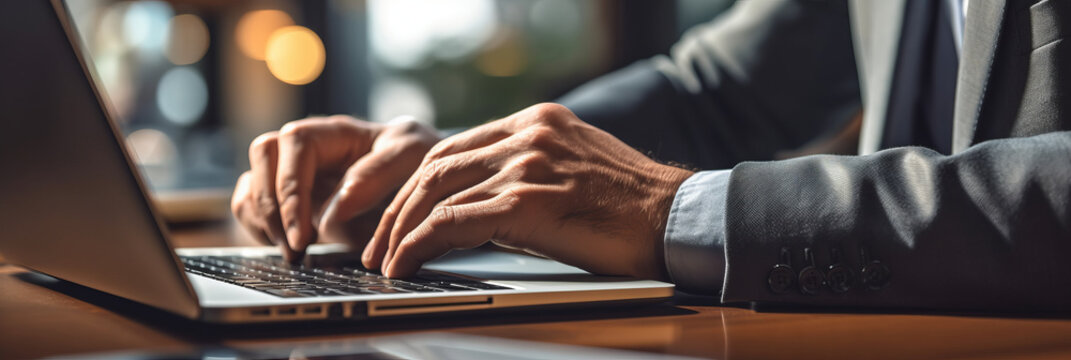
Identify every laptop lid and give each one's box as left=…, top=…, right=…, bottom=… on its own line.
left=0, top=0, right=201, bottom=319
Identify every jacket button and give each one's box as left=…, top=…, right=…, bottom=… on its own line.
left=768, top=264, right=794, bottom=294
left=861, top=261, right=890, bottom=290
left=798, top=266, right=825, bottom=295
left=797, top=247, right=823, bottom=295
left=826, top=264, right=853, bottom=293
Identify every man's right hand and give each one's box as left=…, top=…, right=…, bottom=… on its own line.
left=231, top=115, right=440, bottom=260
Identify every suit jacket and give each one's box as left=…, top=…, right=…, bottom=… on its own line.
left=560, top=0, right=1071, bottom=311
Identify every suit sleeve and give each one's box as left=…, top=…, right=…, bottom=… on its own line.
left=558, top=0, right=862, bottom=170
left=722, top=132, right=1071, bottom=311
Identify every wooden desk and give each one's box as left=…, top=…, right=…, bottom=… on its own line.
left=3, top=221, right=1071, bottom=359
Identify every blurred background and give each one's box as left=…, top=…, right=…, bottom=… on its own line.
left=63, top=0, right=734, bottom=221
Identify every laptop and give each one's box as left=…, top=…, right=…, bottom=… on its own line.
left=0, top=0, right=673, bottom=324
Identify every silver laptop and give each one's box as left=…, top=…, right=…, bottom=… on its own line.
left=0, top=0, right=673, bottom=324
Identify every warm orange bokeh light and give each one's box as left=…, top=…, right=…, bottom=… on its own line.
left=264, top=26, right=326, bottom=85
left=235, top=9, right=294, bottom=61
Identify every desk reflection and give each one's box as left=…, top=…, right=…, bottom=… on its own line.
left=58, top=333, right=704, bottom=360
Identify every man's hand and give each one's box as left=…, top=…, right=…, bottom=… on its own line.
left=231, top=115, right=439, bottom=260
left=363, top=103, right=694, bottom=280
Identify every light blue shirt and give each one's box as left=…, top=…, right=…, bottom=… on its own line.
left=662, top=170, right=730, bottom=294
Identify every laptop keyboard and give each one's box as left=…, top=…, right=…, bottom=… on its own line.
left=181, top=255, right=510, bottom=298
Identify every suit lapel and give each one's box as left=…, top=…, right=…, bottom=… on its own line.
left=850, top=0, right=906, bottom=155
left=951, top=0, right=1008, bottom=153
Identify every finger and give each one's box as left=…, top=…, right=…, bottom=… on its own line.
left=383, top=193, right=519, bottom=277
left=385, top=146, right=508, bottom=258
left=276, top=118, right=381, bottom=257
left=362, top=145, right=502, bottom=270
left=247, top=132, right=290, bottom=247
left=318, top=143, right=422, bottom=245
left=363, top=172, right=418, bottom=270
left=382, top=137, right=540, bottom=267
left=275, top=126, right=319, bottom=257
left=381, top=167, right=522, bottom=269
left=232, top=172, right=272, bottom=245
left=363, top=123, right=514, bottom=270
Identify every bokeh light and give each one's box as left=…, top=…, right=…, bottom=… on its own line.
left=156, top=67, right=209, bottom=126
left=264, top=26, right=326, bottom=85
left=235, top=9, right=294, bottom=61
left=475, top=29, right=527, bottom=77
left=369, top=0, right=498, bottom=68
left=369, top=78, right=435, bottom=124
left=122, top=1, right=173, bottom=56
left=166, top=14, right=210, bottom=65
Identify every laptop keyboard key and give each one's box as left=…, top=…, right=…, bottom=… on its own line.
left=181, top=255, right=508, bottom=298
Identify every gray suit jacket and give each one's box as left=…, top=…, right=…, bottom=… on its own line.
left=560, top=0, right=1071, bottom=311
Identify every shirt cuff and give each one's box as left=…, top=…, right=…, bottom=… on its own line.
left=663, top=169, right=731, bottom=295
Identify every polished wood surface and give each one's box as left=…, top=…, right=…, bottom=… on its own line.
left=3, top=221, right=1071, bottom=359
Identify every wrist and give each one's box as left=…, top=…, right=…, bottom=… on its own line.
left=641, top=164, right=695, bottom=280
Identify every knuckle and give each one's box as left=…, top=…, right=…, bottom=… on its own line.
left=501, top=189, right=524, bottom=212
left=418, top=159, right=450, bottom=190
left=277, top=194, right=299, bottom=221
left=513, top=151, right=550, bottom=170
left=249, top=132, right=278, bottom=159
left=529, top=103, right=571, bottom=123
left=429, top=206, right=459, bottom=228
left=230, top=195, right=245, bottom=217
left=522, top=126, right=557, bottom=148
left=231, top=176, right=251, bottom=214
left=275, top=180, right=300, bottom=203
left=234, top=171, right=252, bottom=192
left=278, top=121, right=314, bottom=142
left=255, top=192, right=279, bottom=216
left=325, top=114, right=354, bottom=125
